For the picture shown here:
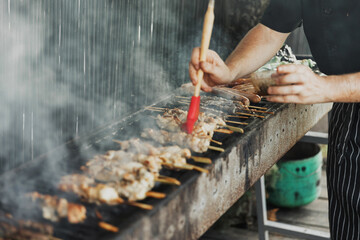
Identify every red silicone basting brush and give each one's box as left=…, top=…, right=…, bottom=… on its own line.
left=183, top=0, right=215, bottom=134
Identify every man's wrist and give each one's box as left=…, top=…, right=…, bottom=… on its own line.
left=226, top=64, right=240, bottom=83
left=320, top=76, right=335, bottom=102
left=323, top=75, right=344, bottom=102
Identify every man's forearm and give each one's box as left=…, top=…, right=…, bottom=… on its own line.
left=325, top=72, right=360, bottom=102
left=225, top=23, right=290, bottom=80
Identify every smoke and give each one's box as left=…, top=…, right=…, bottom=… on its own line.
left=0, top=1, right=53, bottom=170
left=0, top=1, right=174, bottom=174
left=0, top=0, right=268, bottom=222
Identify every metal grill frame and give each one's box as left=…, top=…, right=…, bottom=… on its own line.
left=0, top=99, right=332, bottom=240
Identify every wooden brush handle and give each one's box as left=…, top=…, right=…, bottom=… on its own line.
left=194, top=0, right=215, bottom=97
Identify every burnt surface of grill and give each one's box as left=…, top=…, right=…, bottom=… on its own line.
left=0, top=91, right=332, bottom=239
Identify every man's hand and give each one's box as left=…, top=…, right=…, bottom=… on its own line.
left=266, top=64, right=333, bottom=104
left=189, top=48, right=233, bottom=92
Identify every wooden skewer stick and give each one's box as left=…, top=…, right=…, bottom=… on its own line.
left=225, top=120, right=249, bottom=125
left=226, top=125, right=244, bottom=133
left=208, top=146, right=225, bottom=152
left=112, top=139, right=122, bottom=145
left=127, top=201, right=153, bottom=210
left=249, top=105, right=268, bottom=110
left=160, top=162, right=187, bottom=169
left=191, top=156, right=212, bottom=164
left=145, top=108, right=164, bottom=112
left=173, top=163, right=194, bottom=170
left=168, top=163, right=199, bottom=172
left=185, top=164, right=209, bottom=174
left=146, top=108, right=164, bottom=112
left=244, top=109, right=274, bottom=115
left=176, top=96, right=191, bottom=99
left=145, top=107, right=168, bottom=112
left=227, top=115, right=249, bottom=119
left=156, top=175, right=181, bottom=185
left=178, top=101, right=191, bottom=105
left=155, top=178, right=178, bottom=185
left=235, top=112, right=265, bottom=119
left=214, top=129, right=233, bottom=134
left=115, top=198, right=124, bottom=204
left=99, top=197, right=124, bottom=205
left=233, top=100, right=247, bottom=106
left=210, top=139, right=222, bottom=145
left=146, top=191, right=166, bottom=199
left=162, top=163, right=207, bottom=173
left=95, top=210, right=103, bottom=220
left=146, top=106, right=167, bottom=110
left=99, top=222, right=119, bottom=232
left=158, top=175, right=181, bottom=181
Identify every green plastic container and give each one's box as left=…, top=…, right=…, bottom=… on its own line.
left=266, top=142, right=322, bottom=208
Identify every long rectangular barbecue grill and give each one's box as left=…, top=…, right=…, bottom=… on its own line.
left=0, top=87, right=332, bottom=239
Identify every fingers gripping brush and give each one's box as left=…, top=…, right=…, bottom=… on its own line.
left=183, top=0, right=215, bottom=134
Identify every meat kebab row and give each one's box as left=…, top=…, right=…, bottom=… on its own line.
left=3, top=93, right=273, bottom=237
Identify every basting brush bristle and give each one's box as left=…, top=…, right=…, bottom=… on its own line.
left=182, top=96, right=200, bottom=134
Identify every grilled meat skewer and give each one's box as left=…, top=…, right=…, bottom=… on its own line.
left=83, top=146, right=191, bottom=200
left=0, top=213, right=55, bottom=239
left=117, top=138, right=192, bottom=170
left=60, top=143, right=189, bottom=202
left=141, top=128, right=211, bottom=153
left=211, top=87, right=251, bottom=106
left=27, top=192, right=86, bottom=224
left=61, top=161, right=155, bottom=202
left=0, top=223, right=59, bottom=240
left=142, top=108, right=226, bottom=153
left=58, top=174, right=123, bottom=205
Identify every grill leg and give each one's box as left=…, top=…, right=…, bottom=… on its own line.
left=255, top=175, right=330, bottom=240
left=255, top=176, right=269, bottom=240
